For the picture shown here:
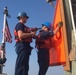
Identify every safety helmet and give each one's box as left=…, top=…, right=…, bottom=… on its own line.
left=42, top=22, right=51, bottom=30
left=17, top=11, right=29, bottom=19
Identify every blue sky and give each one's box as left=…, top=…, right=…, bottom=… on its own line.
left=0, top=0, right=65, bottom=75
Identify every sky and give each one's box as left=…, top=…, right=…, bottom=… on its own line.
left=0, top=0, right=65, bottom=75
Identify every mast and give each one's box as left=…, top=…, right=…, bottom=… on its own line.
left=0, top=7, right=10, bottom=75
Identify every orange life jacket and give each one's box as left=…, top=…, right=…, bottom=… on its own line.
left=14, top=25, right=32, bottom=43
left=35, top=33, right=52, bottom=50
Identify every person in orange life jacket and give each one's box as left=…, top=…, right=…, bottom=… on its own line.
left=14, top=11, right=36, bottom=75
left=35, top=21, right=63, bottom=75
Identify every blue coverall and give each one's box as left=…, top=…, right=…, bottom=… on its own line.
left=36, top=30, right=54, bottom=75
left=14, top=22, right=32, bottom=75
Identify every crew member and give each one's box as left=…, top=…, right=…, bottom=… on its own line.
left=14, top=11, right=36, bottom=75
left=35, top=21, right=63, bottom=75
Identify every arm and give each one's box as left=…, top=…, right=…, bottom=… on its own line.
left=53, top=26, right=60, bottom=35
left=18, top=30, right=36, bottom=39
left=39, top=30, right=54, bottom=39
left=53, top=21, right=63, bottom=35
left=16, top=23, right=36, bottom=39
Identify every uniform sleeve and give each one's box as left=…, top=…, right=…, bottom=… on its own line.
left=16, top=23, right=25, bottom=32
left=40, top=30, right=54, bottom=39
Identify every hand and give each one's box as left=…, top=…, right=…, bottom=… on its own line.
left=31, top=31, right=36, bottom=36
left=58, top=21, right=63, bottom=27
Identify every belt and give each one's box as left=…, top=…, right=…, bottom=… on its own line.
left=16, top=41, right=30, bottom=45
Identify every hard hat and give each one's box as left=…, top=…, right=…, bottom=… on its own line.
left=42, top=22, right=51, bottom=30
left=17, top=11, right=29, bottom=19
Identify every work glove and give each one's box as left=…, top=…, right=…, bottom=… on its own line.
left=58, top=21, right=63, bottom=27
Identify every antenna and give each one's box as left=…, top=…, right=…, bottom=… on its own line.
left=46, top=0, right=56, bottom=8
